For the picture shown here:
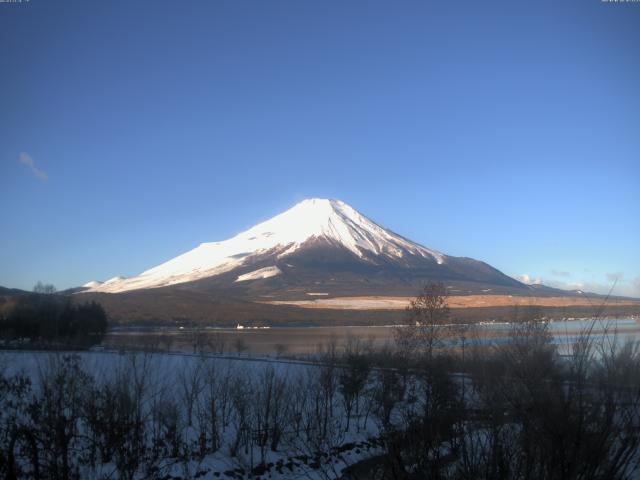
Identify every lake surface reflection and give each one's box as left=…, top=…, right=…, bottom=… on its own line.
left=104, top=317, right=640, bottom=355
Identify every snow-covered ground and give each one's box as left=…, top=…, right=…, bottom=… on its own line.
left=0, top=350, right=384, bottom=479
left=4, top=326, right=640, bottom=479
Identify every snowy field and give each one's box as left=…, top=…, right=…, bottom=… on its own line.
left=0, top=350, right=384, bottom=480
left=3, top=319, right=640, bottom=479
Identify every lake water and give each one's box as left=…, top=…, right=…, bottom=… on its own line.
left=104, top=317, right=640, bottom=355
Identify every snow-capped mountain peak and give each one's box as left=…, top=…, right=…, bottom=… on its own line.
left=83, top=198, right=444, bottom=293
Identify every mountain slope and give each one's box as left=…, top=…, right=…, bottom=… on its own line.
left=82, top=198, right=525, bottom=296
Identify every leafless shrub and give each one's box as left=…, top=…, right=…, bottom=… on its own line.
left=339, top=340, right=371, bottom=432
left=395, top=282, right=458, bottom=359
left=459, top=308, right=640, bottom=480
left=32, top=354, right=93, bottom=480
left=274, top=343, right=288, bottom=358
left=187, top=327, right=208, bottom=354
left=233, top=336, right=248, bottom=356
left=251, top=365, right=290, bottom=465
left=177, top=358, right=204, bottom=428
left=0, top=371, right=37, bottom=479
left=85, top=355, right=153, bottom=480
left=158, top=334, right=174, bottom=352
left=229, top=369, right=252, bottom=457
left=208, top=332, right=227, bottom=354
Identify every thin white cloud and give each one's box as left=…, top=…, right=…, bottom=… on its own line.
left=19, top=152, right=48, bottom=181
left=515, top=274, right=542, bottom=285
left=551, top=269, right=571, bottom=277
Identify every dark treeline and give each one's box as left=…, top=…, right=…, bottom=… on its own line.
left=0, top=288, right=107, bottom=348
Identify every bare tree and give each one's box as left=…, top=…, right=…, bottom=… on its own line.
left=229, top=371, right=251, bottom=457
left=0, top=371, right=39, bottom=479
left=177, top=359, right=204, bottom=427
left=209, top=332, right=227, bottom=354
left=195, top=359, right=224, bottom=455
left=233, top=336, right=248, bottom=356
left=158, top=333, right=174, bottom=352
left=33, top=354, right=92, bottom=480
left=288, top=370, right=310, bottom=438
left=252, top=366, right=289, bottom=465
left=373, top=367, right=406, bottom=429
left=274, top=343, right=288, bottom=358
left=338, top=343, right=371, bottom=432
left=33, top=282, right=56, bottom=294
left=395, top=282, right=451, bottom=359
left=291, top=368, right=349, bottom=480
left=187, top=327, right=208, bottom=354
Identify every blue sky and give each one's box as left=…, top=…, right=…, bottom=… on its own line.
left=1, top=0, right=639, bottom=296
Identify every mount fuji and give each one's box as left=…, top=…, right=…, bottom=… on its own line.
left=82, top=198, right=525, bottom=298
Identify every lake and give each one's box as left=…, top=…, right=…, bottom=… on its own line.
left=103, top=317, right=640, bottom=355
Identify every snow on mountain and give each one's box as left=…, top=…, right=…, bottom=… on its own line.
left=104, top=276, right=126, bottom=284
left=235, top=266, right=282, bottom=282
left=83, top=198, right=445, bottom=293
left=82, top=280, right=103, bottom=288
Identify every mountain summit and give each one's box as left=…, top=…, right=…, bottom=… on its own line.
left=83, top=198, right=524, bottom=295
